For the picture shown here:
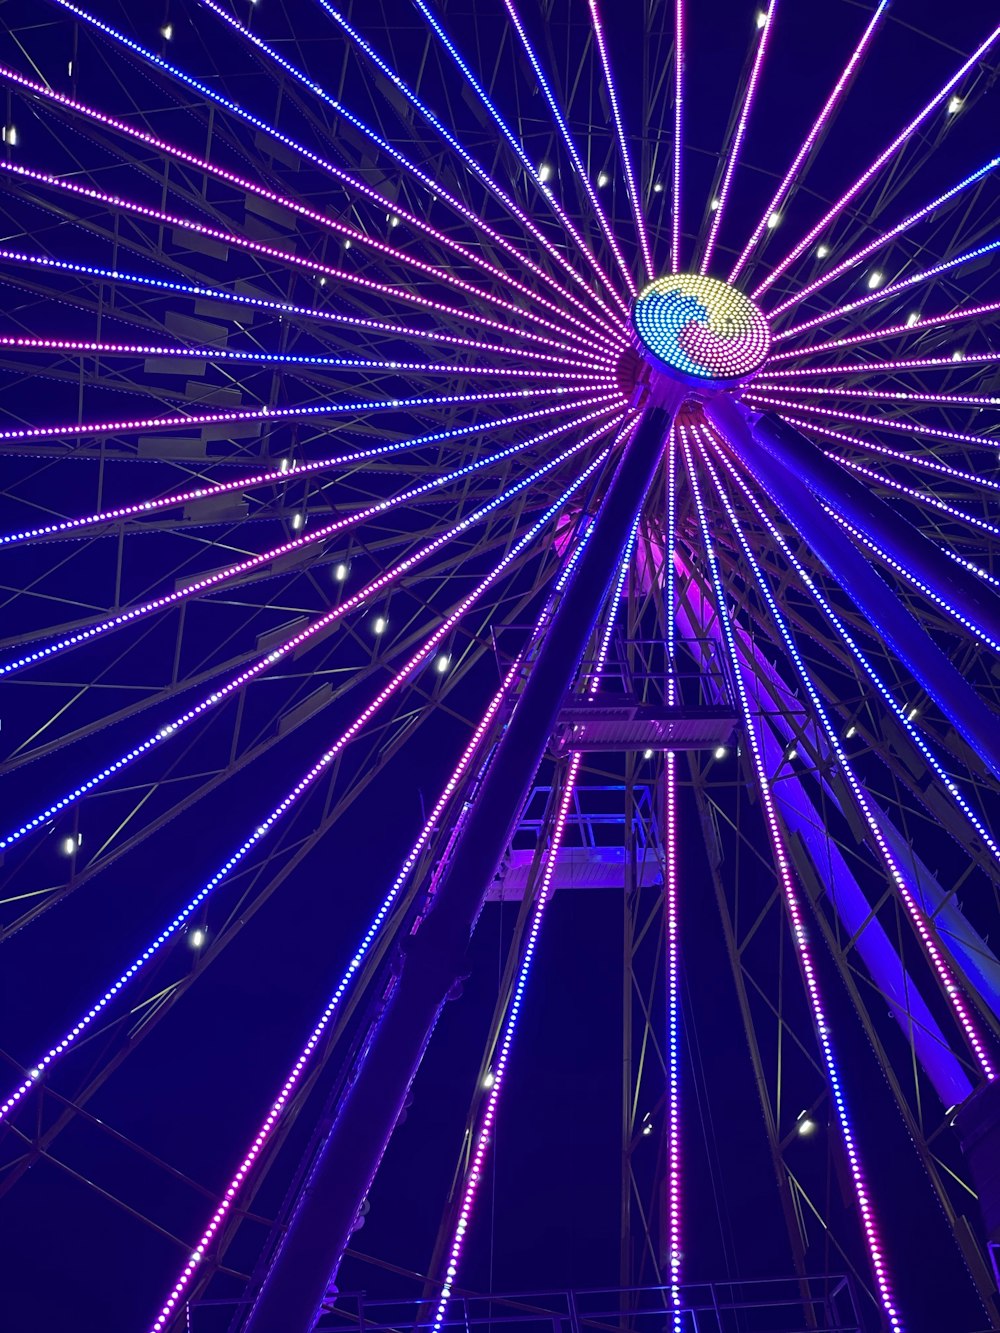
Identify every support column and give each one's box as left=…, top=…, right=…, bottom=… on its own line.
left=243, top=399, right=681, bottom=1333
left=703, top=396, right=1000, bottom=781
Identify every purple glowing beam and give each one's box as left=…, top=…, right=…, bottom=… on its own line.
left=0, top=394, right=619, bottom=680
left=753, top=18, right=1000, bottom=299
left=0, top=158, right=616, bottom=360
left=0, top=401, right=585, bottom=549
left=672, top=0, right=686, bottom=272
left=765, top=300, right=1000, bottom=365
left=752, top=382, right=1000, bottom=410
left=411, top=0, right=630, bottom=320
left=728, top=1, right=888, bottom=284
left=3, top=443, right=616, bottom=1137
left=588, top=0, right=655, bottom=281
left=760, top=349, right=1000, bottom=378
left=701, top=1, right=778, bottom=276
left=500, top=0, right=637, bottom=296
left=699, top=430, right=995, bottom=1082
left=836, top=458, right=1000, bottom=542
left=680, top=421, right=904, bottom=1333
left=743, top=394, right=995, bottom=452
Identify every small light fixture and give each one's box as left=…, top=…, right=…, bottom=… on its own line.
left=373, top=615, right=388, bottom=635
left=291, top=512, right=304, bottom=531
left=816, top=243, right=830, bottom=258
left=334, top=562, right=349, bottom=582
left=160, top=22, right=174, bottom=40
left=388, top=214, right=401, bottom=229
left=642, top=1121, right=653, bottom=1136
left=906, top=311, right=919, bottom=327
left=755, top=9, right=768, bottom=28
left=766, top=211, right=781, bottom=230
left=867, top=270, right=883, bottom=290
left=786, top=745, right=797, bottom=761
left=653, top=180, right=664, bottom=194
left=597, top=170, right=610, bottom=188
left=947, top=95, right=963, bottom=115
left=59, top=834, right=81, bottom=857
left=908, top=706, right=919, bottom=721
left=2, top=125, right=18, bottom=147
left=709, top=197, right=721, bottom=212
left=435, top=655, right=450, bottom=674
left=952, top=349, right=963, bottom=362
left=713, top=745, right=727, bottom=760
left=189, top=927, right=207, bottom=949
left=482, top=1071, right=495, bottom=1089
left=643, top=748, right=654, bottom=760
left=537, top=162, right=552, bottom=183
left=845, top=724, right=857, bottom=739
left=343, top=238, right=352, bottom=250
left=796, top=1111, right=818, bottom=1137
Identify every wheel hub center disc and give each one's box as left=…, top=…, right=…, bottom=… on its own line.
left=630, top=273, right=771, bottom=389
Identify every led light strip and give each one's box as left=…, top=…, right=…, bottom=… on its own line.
left=672, top=0, right=686, bottom=272
left=0, top=409, right=619, bottom=860
left=837, top=458, right=1000, bottom=541
left=0, top=247, right=608, bottom=365
left=0, top=400, right=577, bottom=548
left=753, top=381, right=1000, bottom=409
left=706, top=433, right=1000, bottom=922
left=759, top=349, right=1000, bottom=379
left=764, top=300, right=1000, bottom=365
left=499, top=0, right=636, bottom=295
left=588, top=0, right=655, bottom=282
left=47, top=0, right=625, bottom=341
left=701, top=1, right=777, bottom=275
left=698, top=428, right=995, bottom=1081
left=4, top=444, right=616, bottom=1134
left=411, top=0, right=629, bottom=321
left=432, top=506, right=644, bottom=1330
left=633, top=274, right=771, bottom=381
left=728, top=1, right=888, bottom=284
left=744, top=393, right=991, bottom=452
left=0, top=157, right=614, bottom=360
left=664, top=422, right=681, bottom=1331
left=680, top=421, right=904, bottom=1332
left=753, top=17, right=1000, bottom=299
left=0, top=393, right=618, bottom=678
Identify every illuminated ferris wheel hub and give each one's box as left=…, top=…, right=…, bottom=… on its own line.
left=629, top=273, right=771, bottom=395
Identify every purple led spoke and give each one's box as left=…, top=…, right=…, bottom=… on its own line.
left=699, top=429, right=995, bottom=1081
left=672, top=0, right=686, bottom=272
left=744, top=393, right=995, bottom=452
left=500, top=0, right=637, bottom=296
left=701, top=1, right=778, bottom=276
left=4, top=445, right=615, bottom=1140
left=753, top=382, right=1000, bottom=410
left=825, top=507, right=1000, bottom=656
left=0, top=159, right=614, bottom=361
left=0, top=393, right=619, bottom=681
left=50, top=0, right=623, bottom=342
left=753, top=18, right=1000, bottom=299
left=680, top=422, right=904, bottom=1332
left=411, top=0, right=630, bottom=321
left=0, top=247, right=602, bottom=364
left=588, top=0, right=655, bottom=281
left=760, top=349, right=1000, bottom=379
left=706, top=429, right=1000, bottom=872
left=0, top=69, right=621, bottom=356
left=148, top=658, right=523, bottom=1333
left=728, top=2, right=888, bottom=284
left=837, top=458, right=1000, bottom=541
left=0, top=401, right=583, bottom=548
left=772, top=235, right=1000, bottom=342
left=664, top=421, right=681, bottom=1331
left=764, top=300, right=1000, bottom=365
left=432, top=511, right=641, bottom=1329
left=0, top=383, right=588, bottom=452
left=769, top=153, right=1000, bottom=319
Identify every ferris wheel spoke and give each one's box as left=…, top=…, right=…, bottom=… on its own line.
left=671, top=0, right=685, bottom=272
left=699, top=1, right=777, bottom=277
left=743, top=394, right=998, bottom=453
left=728, top=2, right=888, bottom=285
left=767, top=154, right=1000, bottom=322
left=765, top=298, right=1000, bottom=365
left=753, top=18, right=1000, bottom=301
left=707, top=436, right=1000, bottom=870
left=495, top=0, right=637, bottom=298
left=698, top=430, right=995, bottom=1082
left=681, top=420, right=905, bottom=1332
left=760, top=349, right=1000, bottom=380
left=409, top=0, right=631, bottom=320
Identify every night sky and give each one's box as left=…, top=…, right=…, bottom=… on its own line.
left=0, top=2, right=998, bottom=1331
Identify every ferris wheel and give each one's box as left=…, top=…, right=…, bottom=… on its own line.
left=1, top=0, right=999, bottom=1330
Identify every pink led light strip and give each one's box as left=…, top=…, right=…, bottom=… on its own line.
left=672, top=0, right=685, bottom=272
left=0, top=394, right=618, bottom=677
left=51, top=0, right=624, bottom=342
left=432, top=505, right=644, bottom=1330
left=753, top=17, right=1000, bottom=299
left=760, top=349, right=1000, bottom=379
left=707, top=427, right=1000, bottom=872
left=837, top=458, right=1000, bottom=541
left=765, top=300, right=1000, bottom=365
left=0, top=400, right=577, bottom=548
left=701, top=1, right=778, bottom=276
left=754, top=383, right=1000, bottom=409
left=500, top=0, right=636, bottom=297
left=0, top=382, right=586, bottom=451
left=699, top=429, right=995, bottom=1083
left=0, top=158, right=617, bottom=361
left=5, top=445, right=615, bottom=1151
left=743, top=393, right=994, bottom=452
left=0, top=409, right=620, bottom=854
left=728, top=1, right=888, bottom=284
left=588, top=0, right=655, bottom=282
left=198, top=0, right=628, bottom=327
left=680, top=422, right=904, bottom=1332
left=664, top=422, right=681, bottom=1331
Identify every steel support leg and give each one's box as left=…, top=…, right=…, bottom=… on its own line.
left=703, top=397, right=1000, bottom=781
left=242, top=400, right=681, bottom=1333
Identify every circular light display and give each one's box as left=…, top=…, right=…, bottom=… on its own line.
left=631, top=273, right=770, bottom=384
